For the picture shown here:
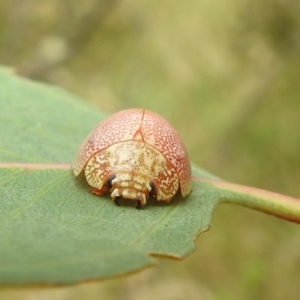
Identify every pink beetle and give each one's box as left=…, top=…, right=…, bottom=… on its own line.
left=72, top=109, right=192, bottom=208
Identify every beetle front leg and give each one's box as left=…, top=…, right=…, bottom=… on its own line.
left=111, top=188, right=122, bottom=206
left=135, top=193, right=147, bottom=209
left=90, top=186, right=108, bottom=196
left=113, top=196, right=121, bottom=206
left=135, top=199, right=142, bottom=209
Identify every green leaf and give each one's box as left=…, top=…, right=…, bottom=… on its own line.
left=0, top=66, right=300, bottom=285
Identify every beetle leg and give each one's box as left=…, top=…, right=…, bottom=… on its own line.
left=90, top=187, right=107, bottom=196
left=135, top=199, right=142, bottom=209
left=114, top=196, right=121, bottom=206
left=135, top=192, right=147, bottom=209
left=149, top=181, right=157, bottom=198
left=111, top=188, right=122, bottom=206
left=106, top=174, right=116, bottom=189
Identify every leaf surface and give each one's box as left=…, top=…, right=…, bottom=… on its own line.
left=0, top=66, right=299, bottom=285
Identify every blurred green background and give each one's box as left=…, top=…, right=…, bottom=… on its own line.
left=1, top=0, right=300, bottom=299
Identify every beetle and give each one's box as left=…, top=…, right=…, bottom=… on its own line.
left=72, top=109, right=192, bottom=208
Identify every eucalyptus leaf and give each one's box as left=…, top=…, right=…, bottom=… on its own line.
left=0, top=66, right=299, bottom=285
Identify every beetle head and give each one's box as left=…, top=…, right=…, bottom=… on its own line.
left=106, top=172, right=157, bottom=208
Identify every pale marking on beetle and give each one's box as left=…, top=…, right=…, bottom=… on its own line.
left=140, top=110, right=191, bottom=196
left=72, top=110, right=144, bottom=176
left=85, top=140, right=179, bottom=202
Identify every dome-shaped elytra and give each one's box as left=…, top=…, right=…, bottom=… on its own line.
left=72, top=109, right=192, bottom=207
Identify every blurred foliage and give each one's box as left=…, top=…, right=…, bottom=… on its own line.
left=1, top=0, right=300, bottom=299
